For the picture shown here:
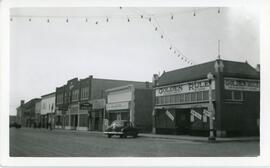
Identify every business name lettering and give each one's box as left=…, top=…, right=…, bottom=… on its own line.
left=156, top=79, right=215, bottom=97
left=224, top=78, right=260, bottom=91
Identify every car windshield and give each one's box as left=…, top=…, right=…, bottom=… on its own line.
left=111, top=120, right=129, bottom=127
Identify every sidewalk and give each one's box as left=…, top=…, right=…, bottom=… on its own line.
left=32, top=127, right=259, bottom=143
left=139, top=133, right=260, bottom=142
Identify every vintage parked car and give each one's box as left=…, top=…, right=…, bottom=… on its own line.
left=9, top=121, right=21, bottom=128
left=104, top=120, right=139, bottom=138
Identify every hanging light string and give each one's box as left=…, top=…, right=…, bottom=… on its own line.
left=129, top=7, right=194, bottom=65
left=9, top=7, right=221, bottom=65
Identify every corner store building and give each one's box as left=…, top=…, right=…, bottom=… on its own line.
left=152, top=59, right=260, bottom=137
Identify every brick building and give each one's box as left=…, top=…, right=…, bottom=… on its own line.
left=55, top=75, right=152, bottom=131
left=16, top=98, right=41, bottom=127
left=152, top=59, right=260, bottom=137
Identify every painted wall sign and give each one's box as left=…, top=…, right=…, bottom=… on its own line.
left=190, top=109, right=202, bottom=120
left=106, top=101, right=129, bottom=111
left=165, top=110, right=174, bottom=121
left=224, top=77, right=260, bottom=91
left=156, top=79, right=215, bottom=97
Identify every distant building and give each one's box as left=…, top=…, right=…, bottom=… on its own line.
left=9, top=115, right=16, bottom=124
left=40, top=92, right=55, bottom=129
left=16, top=98, right=41, bottom=127
left=55, top=75, right=152, bottom=131
left=105, top=83, right=153, bottom=132
left=152, top=59, right=260, bottom=137
left=34, top=99, right=41, bottom=128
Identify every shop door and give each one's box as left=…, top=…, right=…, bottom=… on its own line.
left=71, top=115, right=78, bottom=130
left=95, top=117, right=99, bottom=130
left=175, top=109, right=191, bottom=135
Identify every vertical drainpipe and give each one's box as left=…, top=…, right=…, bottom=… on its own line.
left=130, top=85, right=135, bottom=125
left=214, top=59, right=225, bottom=137
left=89, top=75, right=93, bottom=131
left=152, top=74, right=159, bottom=134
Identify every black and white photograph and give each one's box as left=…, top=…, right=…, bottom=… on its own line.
left=1, top=0, right=270, bottom=167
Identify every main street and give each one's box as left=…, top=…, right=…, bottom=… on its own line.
left=10, top=128, right=259, bottom=157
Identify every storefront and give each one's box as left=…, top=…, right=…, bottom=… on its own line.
left=68, top=103, right=88, bottom=131
left=153, top=59, right=260, bottom=137
left=105, top=84, right=153, bottom=132
left=154, top=78, right=215, bottom=135
left=89, top=99, right=106, bottom=131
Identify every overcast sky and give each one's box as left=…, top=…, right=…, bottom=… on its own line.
left=9, top=7, right=260, bottom=115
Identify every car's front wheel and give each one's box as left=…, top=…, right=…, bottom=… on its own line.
left=107, top=134, right=112, bottom=138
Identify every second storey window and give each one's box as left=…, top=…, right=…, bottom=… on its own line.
left=81, top=87, right=89, bottom=100
left=72, top=89, right=79, bottom=102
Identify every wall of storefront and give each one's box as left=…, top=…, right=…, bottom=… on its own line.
left=219, top=77, right=260, bottom=136
left=134, top=89, right=153, bottom=132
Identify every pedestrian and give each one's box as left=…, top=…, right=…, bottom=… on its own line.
left=48, top=116, right=52, bottom=131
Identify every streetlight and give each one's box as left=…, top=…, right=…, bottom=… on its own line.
left=207, top=72, right=216, bottom=142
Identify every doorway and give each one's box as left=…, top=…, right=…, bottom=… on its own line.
left=71, top=115, right=78, bottom=130
left=175, top=109, right=191, bottom=135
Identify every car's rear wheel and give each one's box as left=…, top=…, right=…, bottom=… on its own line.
left=107, top=134, right=112, bottom=138
left=120, top=135, right=124, bottom=138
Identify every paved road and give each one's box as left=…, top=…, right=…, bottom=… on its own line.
left=10, top=128, right=259, bottom=157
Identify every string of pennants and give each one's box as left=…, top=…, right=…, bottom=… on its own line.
left=9, top=7, right=222, bottom=66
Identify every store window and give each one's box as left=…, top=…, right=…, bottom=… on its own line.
left=72, top=89, right=79, bottom=102
left=185, top=93, right=191, bottom=102
left=170, top=95, right=176, bottom=104
left=203, top=91, right=209, bottom=100
left=165, top=96, right=170, bottom=104
left=197, top=91, right=203, bottom=101
left=191, top=92, right=196, bottom=102
left=180, top=94, right=185, bottom=102
left=225, top=90, right=243, bottom=101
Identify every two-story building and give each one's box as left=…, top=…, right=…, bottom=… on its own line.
left=34, top=99, right=41, bottom=128
left=16, top=98, right=41, bottom=127
left=55, top=75, right=152, bottom=131
left=40, top=92, right=55, bottom=129
left=152, top=59, right=260, bottom=137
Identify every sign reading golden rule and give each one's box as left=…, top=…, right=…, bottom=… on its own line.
left=224, top=77, right=260, bottom=91
left=155, top=79, right=215, bottom=97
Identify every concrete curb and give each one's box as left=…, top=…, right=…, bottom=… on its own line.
left=20, top=128, right=260, bottom=143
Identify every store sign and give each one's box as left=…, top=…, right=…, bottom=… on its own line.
left=165, top=110, right=174, bottom=121
left=190, top=109, right=202, bottom=120
left=70, top=105, right=79, bottom=114
left=224, top=77, right=260, bottom=91
left=106, top=101, right=129, bottom=111
left=156, top=79, right=215, bottom=97
left=203, top=109, right=211, bottom=117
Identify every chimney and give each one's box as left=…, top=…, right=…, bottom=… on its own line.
left=20, top=100, right=25, bottom=106
left=256, top=64, right=260, bottom=72
left=152, top=74, right=159, bottom=87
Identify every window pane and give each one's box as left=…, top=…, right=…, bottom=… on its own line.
left=185, top=93, right=191, bottom=102
left=197, top=91, right=203, bottom=101
left=180, top=94, right=185, bottom=102
left=165, top=96, right=170, bottom=104
left=203, top=91, right=209, bottom=100
left=171, top=95, right=176, bottom=104
left=234, top=91, right=242, bottom=100
left=175, top=95, right=180, bottom=103
left=191, top=92, right=196, bottom=102
left=224, top=90, right=232, bottom=100
left=161, top=96, right=165, bottom=104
